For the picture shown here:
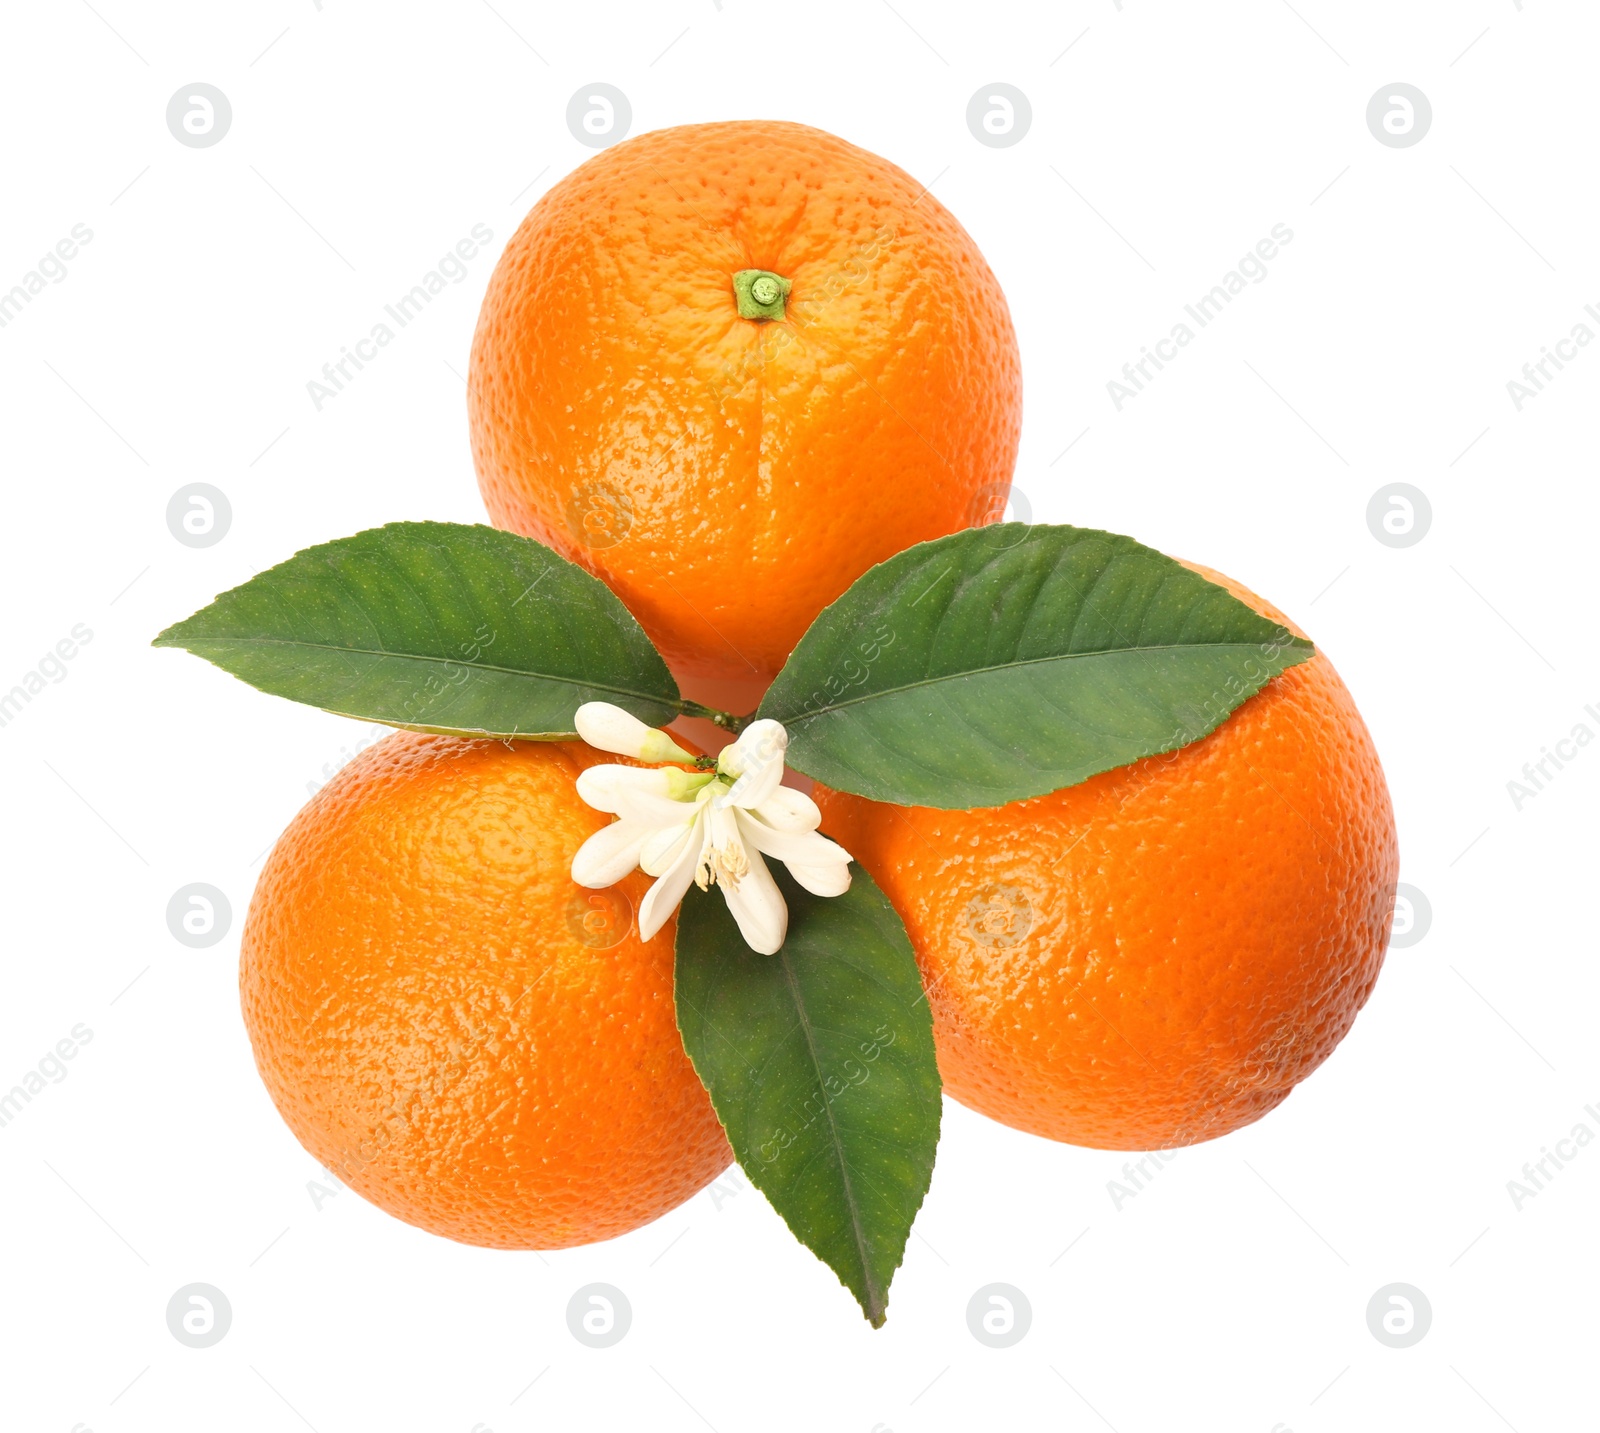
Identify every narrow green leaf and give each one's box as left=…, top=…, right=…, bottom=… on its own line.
left=758, top=524, right=1315, bottom=808
left=674, top=865, right=940, bottom=1328
left=153, top=521, right=679, bottom=737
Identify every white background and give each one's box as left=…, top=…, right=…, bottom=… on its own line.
left=2, top=2, right=1596, bottom=1429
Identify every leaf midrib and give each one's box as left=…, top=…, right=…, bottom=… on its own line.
left=158, top=632, right=674, bottom=706
left=777, top=638, right=1309, bottom=721
left=779, top=948, right=883, bottom=1323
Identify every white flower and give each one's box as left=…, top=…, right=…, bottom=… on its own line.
left=570, top=702, right=851, bottom=954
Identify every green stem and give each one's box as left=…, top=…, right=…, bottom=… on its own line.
left=677, top=698, right=754, bottom=735
left=732, top=268, right=791, bottom=322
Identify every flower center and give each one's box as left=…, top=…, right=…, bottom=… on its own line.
left=694, top=798, right=748, bottom=892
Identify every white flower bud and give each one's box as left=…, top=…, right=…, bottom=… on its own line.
left=575, top=701, right=695, bottom=765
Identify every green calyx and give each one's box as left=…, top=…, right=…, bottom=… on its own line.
left=662, top=768, right=719, bottom=801
left=732, top=268, right=791, bottom=321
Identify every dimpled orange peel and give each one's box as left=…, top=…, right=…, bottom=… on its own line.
left=469, top=119, right=1022, bottom=688
left=241, top=731, right=731, bottom=1248
left=815, top=566, right=1399, bottom=1151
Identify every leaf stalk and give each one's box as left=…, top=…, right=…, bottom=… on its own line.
left=677, top=698, right=754, bottom=735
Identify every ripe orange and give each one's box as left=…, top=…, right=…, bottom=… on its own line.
left=240, top=731, right=730, bottom=1248
left=469, top=119, right=1022, bottom=687
left=815, top=566, right=1398, bottom=1151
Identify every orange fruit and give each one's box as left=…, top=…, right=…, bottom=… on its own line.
left=815, top=566, right=1398, bottom=1151
left=468, top=119, right=1021, bottom=687
left=241, top=731, right=730, bottom=1248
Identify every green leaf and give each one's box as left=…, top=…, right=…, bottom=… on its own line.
left=758, top=524, right=1315, bottom=808
left=153, top=521, right=679, bottom=737
left=674, top=864, right=940, bottom=1328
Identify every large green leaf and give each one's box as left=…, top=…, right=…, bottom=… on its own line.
left=675, top=865, right=940, bottom=1328
left=758, top=524, right=1315, bottom=808
left=153, top=522, right=678, bottom=737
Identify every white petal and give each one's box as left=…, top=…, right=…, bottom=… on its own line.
left=754, top=784, right=823, bottom=832
left=722, top=722, right=789, bottom=808
left=718, top=846, right=788, bottom=954
left=640, top=818, right=696, bottom=878
left=737, top=810, right=852, bottom=868
left=785, top=859, right=852, bottom=898
left=704, top=796, right=745, bottom=863
left=576, top=763, right=668, bottom=810
left=638, top=818, right=708, bottom=941
left=571, top=819, right=647, bottom=888
left=720, top=718, right=786, bottom=773
left=576, top=764, right=703, bottom=824
left=723, top=718, right=788, bottom=769
left=725, top=760, right=786, bottom=810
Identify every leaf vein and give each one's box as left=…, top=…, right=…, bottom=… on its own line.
left=785, top=641, right=1306, bottom=724
left=778, top=950, right=883, bottom=1320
